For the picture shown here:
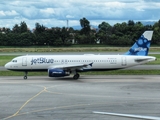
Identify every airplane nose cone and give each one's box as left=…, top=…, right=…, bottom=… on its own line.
left=5, top=63, right=9, bottom=69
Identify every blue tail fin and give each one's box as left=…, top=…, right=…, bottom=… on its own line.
left=124, top=31, right=153, bottom=56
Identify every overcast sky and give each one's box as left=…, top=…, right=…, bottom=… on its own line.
left=0, top=0, right=160, bottom=29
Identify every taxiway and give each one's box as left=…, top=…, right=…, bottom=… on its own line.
left=0, top=75, right=160, bottom=120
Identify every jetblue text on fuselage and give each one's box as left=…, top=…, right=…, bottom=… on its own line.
left=31, top=57, right=54, bottom=65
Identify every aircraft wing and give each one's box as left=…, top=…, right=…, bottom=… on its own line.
left=48, top=63, right=93, bottom=70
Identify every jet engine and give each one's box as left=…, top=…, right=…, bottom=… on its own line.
left=48, top=68, right=70, bottom=77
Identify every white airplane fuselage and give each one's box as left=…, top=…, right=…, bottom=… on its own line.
left=4, top=31, right=156, bottom=79
left=5, top=54, right=156, bottom=72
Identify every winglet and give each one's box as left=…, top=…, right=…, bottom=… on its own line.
left=124, top=31, right=153, bottom=56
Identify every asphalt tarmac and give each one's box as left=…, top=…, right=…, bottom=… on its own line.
left=0, top=75, right=160, bottom=120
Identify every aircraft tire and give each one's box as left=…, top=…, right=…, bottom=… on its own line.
left=73, top=74, right=80, bottom=80
left=24, top=76, right=27, bottom=79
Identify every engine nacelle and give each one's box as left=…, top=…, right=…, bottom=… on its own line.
left=48, top=68, right=70, bottom=77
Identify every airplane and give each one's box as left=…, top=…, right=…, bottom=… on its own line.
left=5, top=31, right=156, bottom=80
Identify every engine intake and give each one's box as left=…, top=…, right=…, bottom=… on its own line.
left=48, top=68, right=70, bottom=77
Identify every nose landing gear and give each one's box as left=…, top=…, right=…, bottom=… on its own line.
left=24, top=71, right=28, bottom=79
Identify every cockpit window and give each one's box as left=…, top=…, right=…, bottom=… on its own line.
left=12, top=60, right=17, bottom=62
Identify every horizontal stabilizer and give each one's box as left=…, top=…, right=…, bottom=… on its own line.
left=134, top=58, right=153, bottom=63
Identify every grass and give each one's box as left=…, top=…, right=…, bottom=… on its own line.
left=0, top=47, right=160, bottom=52
left=0, top=55, right=18, bottom=66
left=146, top=54, right=160, bottom=65
left=83, top=70, right=160, bottom=75
left=0, top=47, right=127, bottom=52
left=0, top=71, right=47, bottom=76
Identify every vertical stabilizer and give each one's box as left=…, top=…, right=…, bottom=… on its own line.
left=124, top=31, right=153, bottom=56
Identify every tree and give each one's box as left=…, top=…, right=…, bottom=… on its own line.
left=60, top=27, right=69, bottom=45
left=12, top=21, right=29, bottom=33
left=12, top=24, right=20, bottom=33
left=153, top=20, right=160, bottom=44
left=1, top=19, right=160, bottom=46
left=17, top=32, right=31, bottom=46
left=20, top=21, right=28, bottom=33
left=80, top=17, right=91, bottom=35
left=128, top=20, right=135, bottom=26
left=34, top=23, right=46, bottom=34
left=98, top=22, right=111, bottom=32
left=97, top=22, right=112, bottom=44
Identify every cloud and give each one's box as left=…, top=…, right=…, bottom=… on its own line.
left=66, top=15, right=75, bottom=19
left=21, top=6, right=39, bottom=19
left=0, top=10, right=19, bottom=18
left=0, top=0, right=160, bottom=29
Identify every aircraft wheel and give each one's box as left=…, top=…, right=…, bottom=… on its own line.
left=24, top=71, right=28, bottom=80
left=24, top=76, right=27, bottom=79
left=73, top=73, right=80, bottom=80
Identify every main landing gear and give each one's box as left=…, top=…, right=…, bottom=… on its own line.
left=73, top=73, right=80, bottom=80
left=24, top=71, right=28, bottom=79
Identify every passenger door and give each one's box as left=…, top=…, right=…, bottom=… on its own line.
left=121, top=57, right=127, bottom=66
left=22, top=57, right=27, bottom=66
